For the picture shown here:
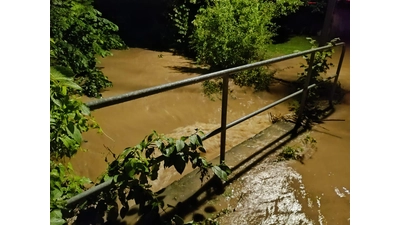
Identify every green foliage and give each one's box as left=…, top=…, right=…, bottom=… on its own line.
left=50, top=0, right=127, bottom=97
left=277, top=146, right=304, bottom=161
left=231, top=67, right=276, bottom=92
left=169, top=0, right=212, bottom=55
left=191, top=0, right=303, bottom=70
left=62, top=130, right=231, bottom=224
left=50, top=66, right=99, bottom=159
left=302, top=134, right=317, bottom=147
left=296, top=37, right=340, bottom=87
left=277, top=134, right=317, bottom=162
left=289, top=37, right=341, bottom=124
left=188, top=0, right=302, bottom=96
left=202, top=79, right=223, bottom=100
left=50, top=161, right=91, bottom=225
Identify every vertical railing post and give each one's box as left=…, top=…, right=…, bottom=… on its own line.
left=219, top=75, right=229, bottom=164
left=294, top=52, right=316, bottom=132
left=329, top=44, right=346, bottom=108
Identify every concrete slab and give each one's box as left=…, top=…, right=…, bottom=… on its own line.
left=120, top=121, right=304, bottom=225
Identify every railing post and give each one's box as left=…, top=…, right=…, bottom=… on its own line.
left=329, top=44, right=346, bottom=108
left=294, top=52, right=316, bottom=132
left=219, top=75, right=229, bottom=164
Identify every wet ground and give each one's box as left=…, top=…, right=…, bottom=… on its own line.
left=70, top=44, right=350, bottom=224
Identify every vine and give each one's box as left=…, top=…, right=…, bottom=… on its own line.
left=52, top=130, right=231, bottom=224
left=289, top=37, right=342, bottom=126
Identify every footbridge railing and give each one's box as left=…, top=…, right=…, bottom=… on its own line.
left=66, top=42, right=346, bottom=206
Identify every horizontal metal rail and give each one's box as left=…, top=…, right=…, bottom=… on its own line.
left=67, top=179, right=113, bottom=206
left=202, top=83, right=316, bottom=141
left=67, top=86, right=318, bottom=207
left=86, top=43, right=345, bottom=110
left=68, top=43, right=345, bottom=207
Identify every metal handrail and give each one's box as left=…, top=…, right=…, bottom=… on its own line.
left=67, top=42, right=346, bottom=206
left=86, top=43, right=344, bottom=110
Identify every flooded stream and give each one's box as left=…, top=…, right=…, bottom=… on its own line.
left=70, top=45, right=350, bottom=224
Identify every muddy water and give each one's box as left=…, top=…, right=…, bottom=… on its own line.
left=70, top=48, right=290, bottom=188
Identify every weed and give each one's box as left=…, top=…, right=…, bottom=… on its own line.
left=277, top=146, right=304, bottom=162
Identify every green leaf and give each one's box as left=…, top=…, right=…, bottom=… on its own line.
left=201, top=158, right=209, bottom=167
left=60, top=137, right=74, bottom=148
left=165, top=146, right=176, bottom=157
left=51, top=189, right=63, bottom=199
left=50, top=210, right=66, bottom=225
left=50, top=95, right=62, bottom=107
left=176, top=140, right=185, bottom=152
left=66, top=125, right=82, bottom=144
left=103, top=174, right=112, bottom=182
left=113, top=175, right=119, bottom=183
left=80, top=104, right=90, bottom=115
left=61, top=86, right=67, bottom=96
left=189, top=135, right=198, bottom=145
left=52, top=66, right=75, bottom=78
left=212, top=165, right=228, bottom=181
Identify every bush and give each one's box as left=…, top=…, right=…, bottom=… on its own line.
left=191, top=0, right=303, bottom=69
left=190, top=0, right=303, bottom=94
left=50, top=0, right=127, bottom=97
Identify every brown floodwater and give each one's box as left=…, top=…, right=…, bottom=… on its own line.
left=71, top=48, right=290, bottom=188
left=69, top=45, right=350, bottom=224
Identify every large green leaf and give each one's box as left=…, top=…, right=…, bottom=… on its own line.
left=50, top=210, right=66, bottom=225
left=51, top=189, right=63, bottom=199
left=66, top=125, right=82, bottom=144
left=212, top=165, right=228, bottom=181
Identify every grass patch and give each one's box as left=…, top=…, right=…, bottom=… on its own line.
left=265, top=36, right=314, bottom=58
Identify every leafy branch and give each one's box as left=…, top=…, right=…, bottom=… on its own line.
left=61, top=130, right=231, bottom=224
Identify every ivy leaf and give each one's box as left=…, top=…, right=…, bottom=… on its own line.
left=189, top=135, right=197, bottom=145
left=212, top=165, right=228, bottom=181
left=165, top=146, right=176, bottom=157
left=176, top=140, right=185, bottom=152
